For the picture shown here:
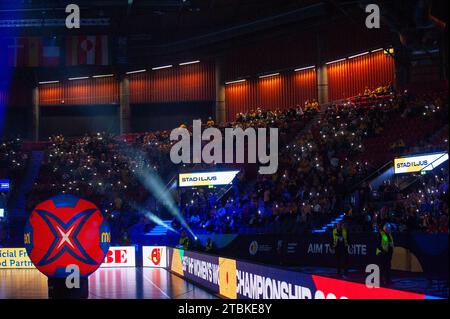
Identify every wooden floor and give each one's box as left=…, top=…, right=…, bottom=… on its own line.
left=0, top=268, right=218, bottom=299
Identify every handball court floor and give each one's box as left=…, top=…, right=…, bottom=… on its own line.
left=0, top=268, right=218, bottom=299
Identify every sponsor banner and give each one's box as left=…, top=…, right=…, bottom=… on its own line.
left=167, top=247, right=435, bottom=299
left=0, top=248, right=35, bottom=269
left=168, top=248, right=220, bottom=293
left=100, top=246, right=136, bottom=268
left=0, top=179, right=10, bottom=191
left=394, top=152, right=448, bottom=174
left=142, top=246, right=167, bottom=268
left=216, top=233, right=391, bottom=269
left=178, top=171, right=239, bottom=187
left=1, top=246, right=137, bottom=269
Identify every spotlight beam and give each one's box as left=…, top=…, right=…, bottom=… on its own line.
left=128, top=202, right=178, bottom=234
left=121, top=145, right=196, bottom=238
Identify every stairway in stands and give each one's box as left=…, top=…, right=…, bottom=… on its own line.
left=312, top=214, right=345, bottom=233
left=10, top=151, right=44, bottom=217
left=147, top=220, right=173, bottom=236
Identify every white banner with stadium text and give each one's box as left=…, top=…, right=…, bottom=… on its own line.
left=178, top=170, right=240, bottom=187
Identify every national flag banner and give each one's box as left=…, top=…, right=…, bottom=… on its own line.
left=66, top=35, right=109, bottom=66
left=42, top=37, right=60, bottom=67
left=5, top=37, right=42, bottom=67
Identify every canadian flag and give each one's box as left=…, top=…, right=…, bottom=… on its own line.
left=66, top=35, right=109, bottom=66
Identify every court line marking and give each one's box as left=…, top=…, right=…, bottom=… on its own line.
left=141, top=268, right=171, bottom=299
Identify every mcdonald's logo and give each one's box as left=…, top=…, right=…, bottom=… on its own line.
left=24, top=232, right=31, bottom=245
left=101, top=232, right=111, bottom=243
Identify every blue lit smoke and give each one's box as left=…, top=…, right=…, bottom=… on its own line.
left=121, top=144, right=196, bottom=238
left=128, top=202, right=178, bottom=234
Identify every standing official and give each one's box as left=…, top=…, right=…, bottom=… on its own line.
left=376, top=223, right=394, bottom=285
left=179, top=231, right=190, bottom=250
left=332, top=222, right=349, bottom=276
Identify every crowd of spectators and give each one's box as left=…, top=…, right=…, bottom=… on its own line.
left=355, top=165, right=449, bottom=234
left=0, top=88, right=448, bottom=247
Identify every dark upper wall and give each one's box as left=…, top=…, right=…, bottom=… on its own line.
left=39, top=104, right=119, bottom=138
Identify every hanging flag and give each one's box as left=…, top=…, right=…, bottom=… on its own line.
left=5, top=37, right=42, bottom=67
left=42, top=37, right=60, bottom=67
left=66, top=35, right=109, bottom=66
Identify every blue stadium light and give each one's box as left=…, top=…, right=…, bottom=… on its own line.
left=129, top=203, right=178, bottom=234
left=121, top=145, right=196, bottom=238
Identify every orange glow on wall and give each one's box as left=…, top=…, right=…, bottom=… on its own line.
left=327, top=50, right=395, bottom=101
left=39, top=77, right=119, bottom=105
left=129, top=62, right=215, bottom=103
left=225, top=69, right=317, bottom=121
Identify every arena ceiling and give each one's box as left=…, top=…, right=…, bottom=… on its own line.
left=1, top=0, right=447, bottom=73
left=1, top=0, right=325, bottom=39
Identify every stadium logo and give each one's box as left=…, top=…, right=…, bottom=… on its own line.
left=170, top=120, right=279, bottom=174
left=249, top=241, right=259, bottom=256
left=150, top=248, right=162, bottom=265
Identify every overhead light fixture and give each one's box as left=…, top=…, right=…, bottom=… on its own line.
left=371, top=48, right=384, bottom=53
left=259, top=73, right=279, bottom=79
left=326, top=58, right=346, bottom=65
left=92, top=74, right=114, bottom=78
left=179, top=60, right=200, bottom=66
left=384, top=48, right=395, bottom=55
left=294, top=66, right=316, bottom=72
left=126, top=69, right=146, bottom=75
left=152, top=65, right=173, bottom=70
left=38, top=80, right=59, bottom=85
left=348, top=52, right=370, bottom=59
left=68, top=76, right=89, bottom=81
left=225, top=79, right=246, bottom=85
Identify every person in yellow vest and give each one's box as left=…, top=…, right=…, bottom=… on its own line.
left=376, top=223, right=394, bottom=285
left=332, top=221, right=349, bottom=276
left=178, top=231, right=190, bottom=250
left=205, top=237, right=214, bottom=253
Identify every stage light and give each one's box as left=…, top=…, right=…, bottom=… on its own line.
left=294, top=66, right=315, bottom=72
left=122, top=145, right=196, bottom=238
left=92, top=74, right=114, bottom=78
left=68, top=76, right=89, bottom=81
left=326, top=58, right=346, bottom=65
left=225, top=79, right=246, bottom=85
left=38, top=80, right=59, bottom=85
left=152, top=65, right=173, bottom=70
left=258, top=73, right=279, bottom=79
left=348, top=52, right=369, bottom=59
left=179, top=60, right=200, bottom=66
left=126, top=69, right=146, bottom=75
